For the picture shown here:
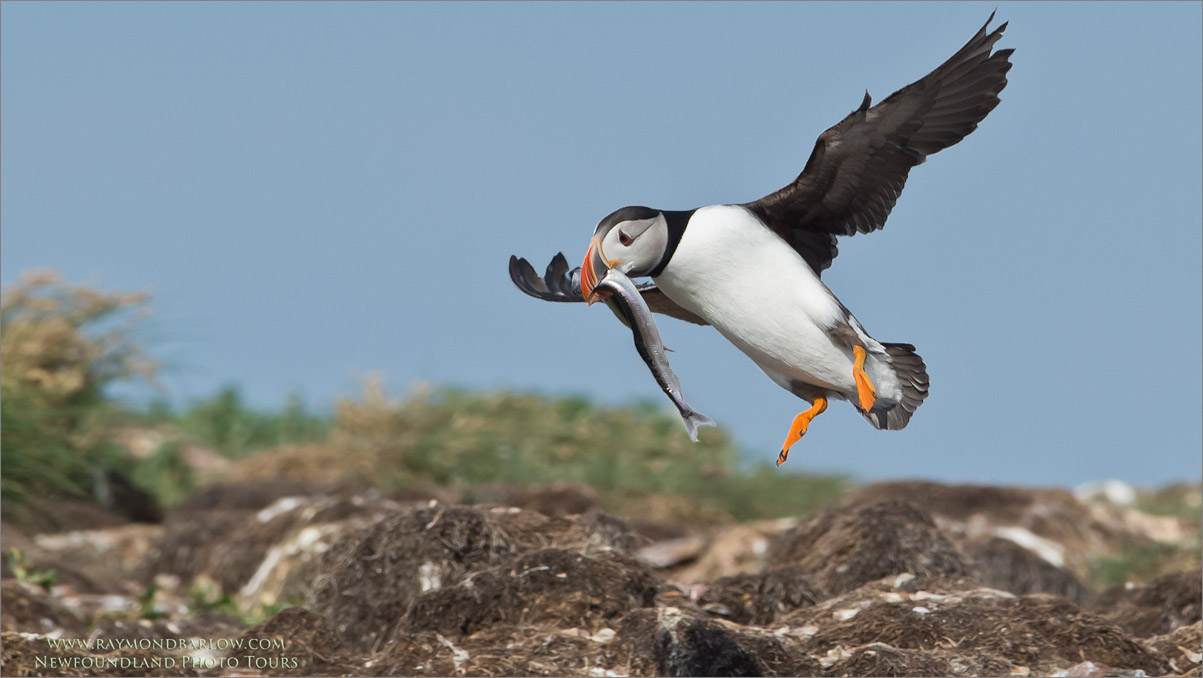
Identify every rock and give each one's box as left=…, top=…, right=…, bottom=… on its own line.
left=1075, top=479, right=1139, bottom=507
left=667, top=518, right=799, bottom=584
left=963, top=536, right=1092, bottom=606
left=637, top=534, right=708, bottom=569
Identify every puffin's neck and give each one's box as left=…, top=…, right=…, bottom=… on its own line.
left=648, top=209, right=694, bottom=277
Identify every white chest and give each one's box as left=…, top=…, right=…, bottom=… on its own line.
left=653, top=205, right=856, bottom=391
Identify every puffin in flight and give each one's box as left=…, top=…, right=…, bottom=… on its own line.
left=511, top=14, right=1013, bottom=465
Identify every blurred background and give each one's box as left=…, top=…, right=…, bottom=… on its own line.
left=3, top=2, right=1200, bottom=526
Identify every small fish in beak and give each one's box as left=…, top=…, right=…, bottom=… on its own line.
left=589, top=267, right=715, bottom=441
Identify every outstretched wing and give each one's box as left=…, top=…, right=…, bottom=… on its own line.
left=509, top=253, right=709, bottom=326
left=744, top=13, right=1014, bottom=274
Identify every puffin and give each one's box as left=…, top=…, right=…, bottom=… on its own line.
left=510, top=14, right=1013, bottom=465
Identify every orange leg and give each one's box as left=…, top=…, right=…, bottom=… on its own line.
left=853, top=345, right=877, bottom=413
left=777, top=397, right=828, bottom=467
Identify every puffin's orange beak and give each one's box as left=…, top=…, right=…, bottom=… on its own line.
left=581, top=237, right=608, bottom=305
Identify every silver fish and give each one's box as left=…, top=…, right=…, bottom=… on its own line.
left=590, top=268, right=716, bottom=441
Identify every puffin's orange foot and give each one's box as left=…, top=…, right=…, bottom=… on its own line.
left=852, top=345, right=877, bottom=412
left=777, top=396, right=828, bottom=466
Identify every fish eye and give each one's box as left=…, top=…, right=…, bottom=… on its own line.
left=618, top=231, right=633, bottom=246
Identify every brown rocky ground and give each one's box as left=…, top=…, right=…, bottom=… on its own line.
left=2, top=480, right=1200, bottom=677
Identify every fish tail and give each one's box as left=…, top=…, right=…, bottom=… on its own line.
left=683, top=411, right=717, bottom=442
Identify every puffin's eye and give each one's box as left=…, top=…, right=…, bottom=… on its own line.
left=618, top=231, right=633, bottom=246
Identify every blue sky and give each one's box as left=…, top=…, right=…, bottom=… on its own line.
left=3, top=2, right=1200, bottom=488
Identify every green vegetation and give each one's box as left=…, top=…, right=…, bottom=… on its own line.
left=131, top=582, right=298, bottom=626
left=1089, top=540, right=1203, bottom=590
left=6, top=548, right=57, bottom=592
left=1135, top=483, right=1203, bottom=519
left=137, top=586, right=169, bottom=620
left=1088, top=484, right=1201, bottom=588
left=143, top=387, right=330, bottom=460
left=318, top=380, right=849, bottom=524
left=128, top=389, right=330, bottom=505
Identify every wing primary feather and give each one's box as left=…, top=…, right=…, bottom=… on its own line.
left=742, top=12, right=1013, bottom=266
left=545, top=252, right=573, bottom=296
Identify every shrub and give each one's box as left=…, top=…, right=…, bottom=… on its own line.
left=0, top=271, right=156, bottom=516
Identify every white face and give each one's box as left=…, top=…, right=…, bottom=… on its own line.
left=596, top=213, right=668, bottom=277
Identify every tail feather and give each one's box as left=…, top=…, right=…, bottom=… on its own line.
left=862, top=342, right=929, bottom=430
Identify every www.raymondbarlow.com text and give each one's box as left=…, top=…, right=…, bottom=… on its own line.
left=38, top=636, right=298, bottom=671
left=45, top=637, right=285, bottom=651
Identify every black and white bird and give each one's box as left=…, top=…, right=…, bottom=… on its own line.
left=510, top=14, right=1013, bottom=465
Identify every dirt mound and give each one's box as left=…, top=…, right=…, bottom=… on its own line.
left=147, top=493, right=402, bottom=602
left=172, top=479, right=361, bottom=512
left=1094, top=568, right=1203, bottom=637
left=380, top=625, right=613, bottom=677
left=1143, top=620, right=1202, bottom=677
left=825, top=643, right=1014, bottom=677
left=844, top=480, right=1060, bottom=522
left=843, top=480, right=1164, bottom=576
left=27, top=524, right=163, bottom=596
left=693, top=565, right=824, bottom=625
left=611, top=606, right=818, bottom=676
left=309, top=503, right=642, bottom=650
left=5, top=476, right=1199, bottom=677
left=403, top=548, right=661, bottom=637
left=464, top=483, right=604, bottom=516
left=0, top=580, right=85, bottom=636
left=12, top=497, right=132, bottom=536
left=768, top=500, right=970, bottom=595
left=0, top=631, right=201, bottom=677
left=963, top=536, right=1092, bottom=605
left=236, top=607, right=361, bottom=676
left=660, top=518, right=799, bottom=584
left=143, top=509, right=248, bottom=588
left=786, top=586, right=1170, bottom=676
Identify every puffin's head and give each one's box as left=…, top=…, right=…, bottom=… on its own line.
left=581, top=206, right=669, bottom=303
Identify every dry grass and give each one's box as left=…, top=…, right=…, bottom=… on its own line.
left=1, top=271, right=156, bottom=516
